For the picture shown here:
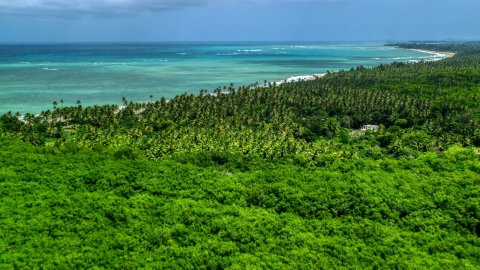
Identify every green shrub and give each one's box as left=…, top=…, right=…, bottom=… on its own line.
left=113, top=147, right=141, bottom=160
left=386, top=125, right=401, bottom=133
left=393, top=147, right=419, bottom=159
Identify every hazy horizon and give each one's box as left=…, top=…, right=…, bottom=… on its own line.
left=1, top=40, right=478, bottom=46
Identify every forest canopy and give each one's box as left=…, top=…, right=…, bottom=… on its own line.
left=1, top=42, right=480, bottom=268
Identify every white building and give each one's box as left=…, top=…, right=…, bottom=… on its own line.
left=361, top=125, right=379, bottom=131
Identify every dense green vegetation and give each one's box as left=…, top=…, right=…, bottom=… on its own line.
left=387, top=42, right=480, bottom=57
left=1, top=42, right=480, bottom=268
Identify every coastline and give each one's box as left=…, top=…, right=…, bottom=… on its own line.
left=277, top=48, right=456, bottom=86
left=274, top=73, right=326, bottom=86
left=3, top=43, right=448, bottom=115
left=409, top=49, right=455, bottom=59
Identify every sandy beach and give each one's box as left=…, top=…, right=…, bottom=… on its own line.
left=274, top=73, right=326, bottom=86
left=410, top=49, right=455, bottom=58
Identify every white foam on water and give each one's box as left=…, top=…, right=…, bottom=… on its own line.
left=43, top=68, right=59, bottom=71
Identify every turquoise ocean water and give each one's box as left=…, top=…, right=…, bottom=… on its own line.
left=0, top=42, right=437, bottom=114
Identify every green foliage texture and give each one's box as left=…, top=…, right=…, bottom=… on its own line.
left=1, top=138, right=480, bottom=269
left=1, top=42, right=480, bottom=268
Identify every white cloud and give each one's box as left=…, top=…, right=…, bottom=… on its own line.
left=0, top=0, right=358, bottom=18
left=0, top=0, right=211, bottom=18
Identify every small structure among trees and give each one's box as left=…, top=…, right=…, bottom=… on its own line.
left=361, top=125, right=379, bottom=131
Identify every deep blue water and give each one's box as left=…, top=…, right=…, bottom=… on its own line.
left=0, top=42, right=437, bottom=114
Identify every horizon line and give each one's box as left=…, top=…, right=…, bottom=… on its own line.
left=1, top=39, right=478, bottom=45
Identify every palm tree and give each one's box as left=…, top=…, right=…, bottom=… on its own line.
left=76, top=100, right=83, bottom=113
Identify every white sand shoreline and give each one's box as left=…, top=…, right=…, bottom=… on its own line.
left=273, top=73, right=326, bottom=86
left=408, top=49, right=455, bottom=60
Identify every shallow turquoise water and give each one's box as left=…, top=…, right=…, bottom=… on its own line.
left=0, top=42, right=435, bottom=114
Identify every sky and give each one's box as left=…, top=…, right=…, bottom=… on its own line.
left=0, top=0, right=479, bottom=42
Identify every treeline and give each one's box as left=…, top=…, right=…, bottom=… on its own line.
left=386, top=41, right=480, bottom=56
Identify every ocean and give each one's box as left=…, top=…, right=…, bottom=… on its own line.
left=0, top=42, right=439, bottom=114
